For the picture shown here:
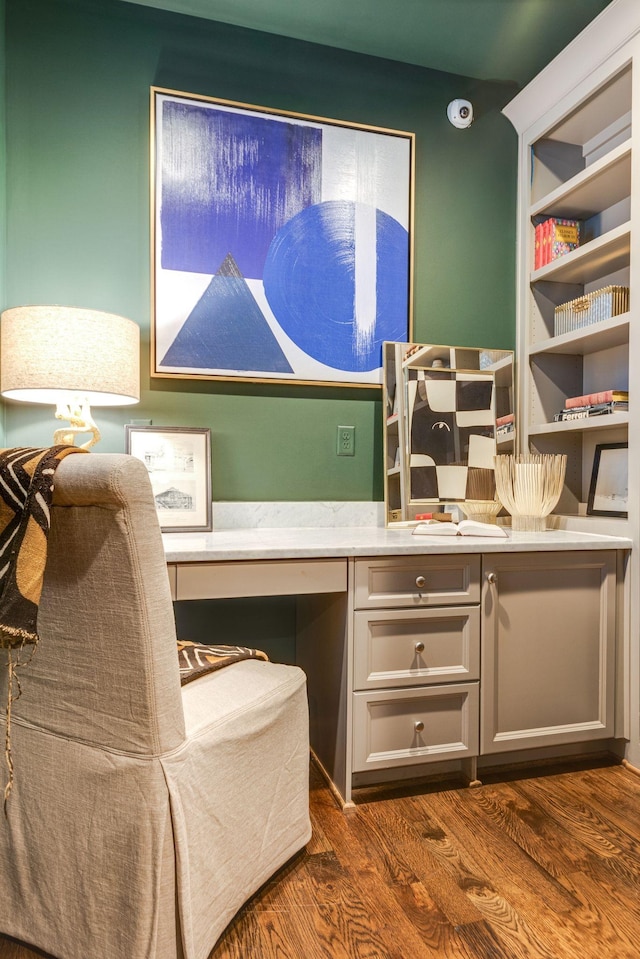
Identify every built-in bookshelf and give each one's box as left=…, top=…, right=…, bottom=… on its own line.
left=503, top=0, right=640, bottom=770
left=503, top=3, right=640, bottom=530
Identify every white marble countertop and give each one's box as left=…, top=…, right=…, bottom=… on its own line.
left=163, top=525, right=632, bottom=563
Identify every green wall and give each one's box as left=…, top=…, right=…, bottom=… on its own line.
left=3, top=0, right=517, bottom=502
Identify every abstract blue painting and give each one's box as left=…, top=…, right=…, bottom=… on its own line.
left=152, top=88, right=414, bottom=386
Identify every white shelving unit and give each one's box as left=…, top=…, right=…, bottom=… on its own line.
left=503, top=0, right=640, bottom=768
left=504, top=1, right=640, bottom=529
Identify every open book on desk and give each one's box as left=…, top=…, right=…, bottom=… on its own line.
left=412, top=519, right=508, bottom=538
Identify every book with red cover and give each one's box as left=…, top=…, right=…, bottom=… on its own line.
left=565, top=389, right=628, bottom=409
left=534, top=223, right=542, bottom=271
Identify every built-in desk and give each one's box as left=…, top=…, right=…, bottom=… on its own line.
left=164, top=521, right=631, bottom=805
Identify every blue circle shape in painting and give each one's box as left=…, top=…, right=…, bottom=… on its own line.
left=263, top=200, right=408, bottom=373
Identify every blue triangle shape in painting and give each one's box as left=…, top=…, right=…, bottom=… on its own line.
left=161, top=254, right=293, bottom=373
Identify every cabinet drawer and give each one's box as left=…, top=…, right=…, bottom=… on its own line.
left=352, top=683, right=479, bottom=772
left=175, top=558, right=347, bottom=599
left=354, top=556, right=480, bottom=609
left=353, top=606, right=480, bottom=690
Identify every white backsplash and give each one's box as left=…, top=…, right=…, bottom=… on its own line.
left=212, top=501, right=384, bottom=530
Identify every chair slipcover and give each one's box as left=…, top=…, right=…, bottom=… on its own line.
left=0, top=453, right=311, bottom=959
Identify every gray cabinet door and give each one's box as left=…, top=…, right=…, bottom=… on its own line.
left=481, top=550, right=616, bottom=754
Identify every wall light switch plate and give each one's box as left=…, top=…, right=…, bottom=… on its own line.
left=337, top=425, right=355, bottom=456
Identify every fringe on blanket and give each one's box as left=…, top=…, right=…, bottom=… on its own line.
left=0, top=446, right=87, bottom=813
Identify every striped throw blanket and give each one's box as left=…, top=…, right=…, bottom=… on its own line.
left=0, top=445, right=86, bottom=810
left=178, top=640, right=269, bottom=686
left=0, top=446, right=86, bottom=647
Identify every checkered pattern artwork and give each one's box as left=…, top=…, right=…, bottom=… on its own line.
left=408, top=368, right=496, bottom=502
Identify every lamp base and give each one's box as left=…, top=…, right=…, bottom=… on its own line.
left=54, top=400, right=101, bottom=450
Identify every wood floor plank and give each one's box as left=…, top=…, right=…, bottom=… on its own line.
left=471, top=778, right=597, bottom=879
left=472, top=767, right=640, bottom=957
left=531, top=765, right=640, bottom=861
left=420, top=790, right=577, bottom=926
left=345, top=798, right=485, bottom=927
left=342, top=817, right=481, bottom=957
left=516, top=774, right=627, bottom=859
left=395, top=790, right=577, bottom=959
left=305, top=794, right=442, bottom=957
left=3, top=759, right=640, bottom=959
left=513, top=770, right=640, bottom=891
left=509, top=774, right=640, bottom=954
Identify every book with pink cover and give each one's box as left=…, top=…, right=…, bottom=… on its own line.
left=565, top=389, right=628, bottom=409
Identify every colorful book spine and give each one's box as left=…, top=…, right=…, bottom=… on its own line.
left=565, top=389, right=628, bottom=409
left=550, top=218, right=580, bottom=262
left=537, top=217, right=580, bottom=267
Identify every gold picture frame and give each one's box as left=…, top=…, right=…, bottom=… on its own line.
left=151, top=86, right=414, bottom=388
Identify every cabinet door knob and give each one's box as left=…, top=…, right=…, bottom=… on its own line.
left=486, top=572, right=497, bottom=585
left=414, top=720, right=425, bottom=733
left=415, top=575, right=426, bottom=589
left=415, top=641, right=425, bottom=653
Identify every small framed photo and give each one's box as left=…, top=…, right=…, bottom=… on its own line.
left=587, top=442, right=628, bottom=518
left=125, top=426, right=212, bottom=532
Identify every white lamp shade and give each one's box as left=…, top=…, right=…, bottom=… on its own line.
left=0, top=306, right=140, bottom=406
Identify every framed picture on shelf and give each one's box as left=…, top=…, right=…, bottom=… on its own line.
left=125, top=426, right=212, bottom=532
left=587, top=442, right=628, bottom=518
left=151, top=87, right=414, bottom=388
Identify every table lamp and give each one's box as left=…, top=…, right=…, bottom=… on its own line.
left=0, top=305, right=140, bottom=449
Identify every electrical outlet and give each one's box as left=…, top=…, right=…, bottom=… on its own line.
left=337, top=425, right=355, bottom=456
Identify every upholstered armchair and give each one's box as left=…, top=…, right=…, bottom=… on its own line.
left=0, top=453, right=311, bottom=959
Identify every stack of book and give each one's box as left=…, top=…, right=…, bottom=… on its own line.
left=496, top=412, right=515, bottom=438
left=534, top=217, right=581, bottom=270
left=554, top=389, right=628, bottom=422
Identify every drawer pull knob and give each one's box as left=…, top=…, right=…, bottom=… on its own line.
left=414, top=720, right=425, bottom=733
left=415, top=575, right=426, bottom=589
left=486, top=572, right=497, bottom=585
left=415, top=641, right=425, bottom=653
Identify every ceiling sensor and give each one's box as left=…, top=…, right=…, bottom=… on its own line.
left=447, top=99, right=473, bottom=129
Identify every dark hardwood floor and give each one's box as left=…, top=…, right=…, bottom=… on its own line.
left=2, top=757, right=640, bottom=958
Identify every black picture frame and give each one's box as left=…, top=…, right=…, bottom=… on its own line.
left=125, top=425, right=212, bottom=532
left=587, top=442, right=628, bottom=518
